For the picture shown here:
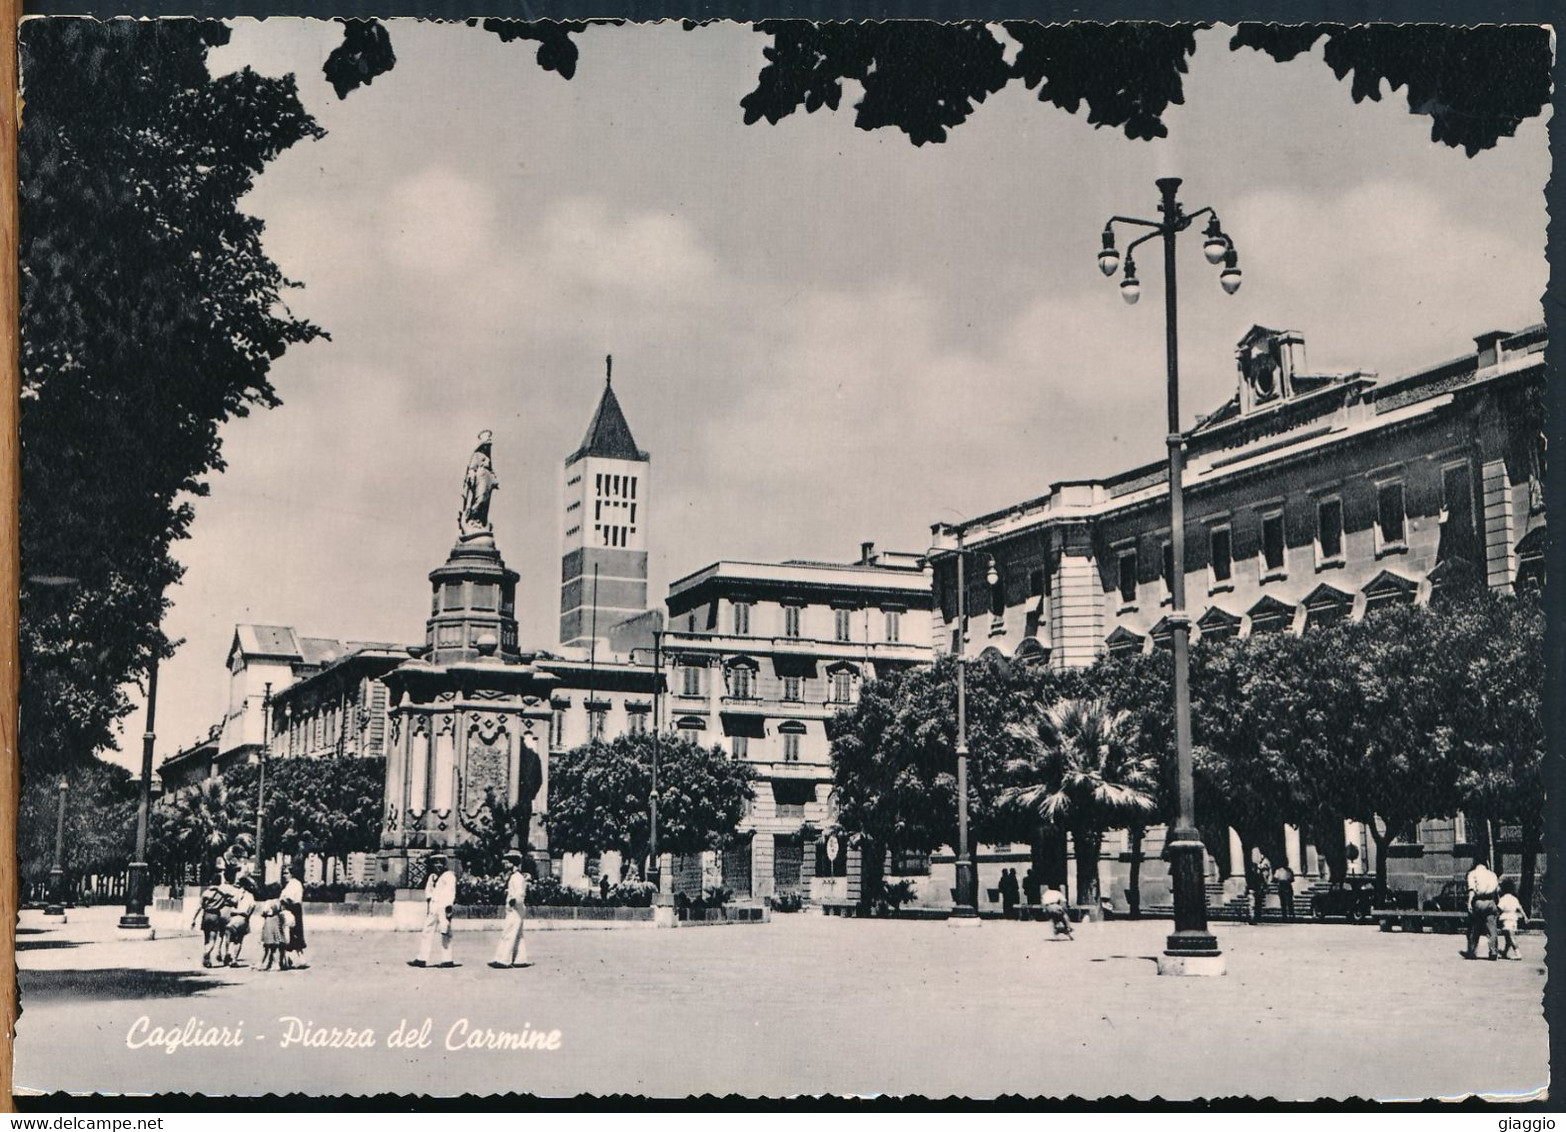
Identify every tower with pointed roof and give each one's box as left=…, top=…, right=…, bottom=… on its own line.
left=560, top=356, right=651, bottom=647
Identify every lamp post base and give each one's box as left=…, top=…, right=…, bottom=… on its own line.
left=40, top=909, right=67, bottom=922
left=947, top=906, right=983, bottom=927
left=1156, top=950, right=1227, bottom=977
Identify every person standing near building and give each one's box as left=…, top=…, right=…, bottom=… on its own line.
left=999, top=868, right=1020, bottom=919
left=490, top=850, right=531, bottom=970
left=1273, top=861, right=1296, bottom=921
left=410, top=853, right=458, bottom=968
left=1463, top=855, right=1501, bottom=960
left=279, top=865, right=308, bottom=969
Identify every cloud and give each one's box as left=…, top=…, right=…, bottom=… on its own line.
left=383, top=166, right=500, bottom=278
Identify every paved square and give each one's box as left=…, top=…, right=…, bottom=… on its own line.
left=14, top=908, right=1548, bottom=1100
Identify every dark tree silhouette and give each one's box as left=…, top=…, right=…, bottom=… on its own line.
left=19, top=20, right=325, bottom=778
left=322, top=20, right=1552, bottom=156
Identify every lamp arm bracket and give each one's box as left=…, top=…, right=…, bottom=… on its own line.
left=1126, top=229, right=1163, bottom=256
left=1107, top=214, right=1162, bottom=231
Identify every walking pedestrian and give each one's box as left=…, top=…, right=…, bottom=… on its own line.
left=489, top=850, right=531, bottom=969
left=192, top=876, right=230, bottom=968
left=1462, top=854, right=1501, bottom=960
left=225, top=876, right=257, bottom=967
left=409, top=853, right=458, bottom=968
left=1497, top=879, right=1525, bottom=960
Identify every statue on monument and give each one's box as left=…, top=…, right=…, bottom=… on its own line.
left=459, top=430, right=499, bottom=539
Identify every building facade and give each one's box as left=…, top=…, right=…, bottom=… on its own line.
left=662, top=544, right=933, bottom=900
left=925, top=323, right=1546, bottom=907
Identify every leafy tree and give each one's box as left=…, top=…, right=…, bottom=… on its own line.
left=548, top=733, right=755, bottom=865
left=1330, top=603, right=1464, bottom=901
left=324, top=21, right=1551, bottom=157
left=1437, top=593, right=1545, bottom=909
left=226, top=755, right=386, bottom=871
left=998, top=698, right=1158, bottom=907
left=828, top=653, right=1047, bottom=864
left=1187, top=634, right=1301, bottom=873
left=18, top=758, right=140, bottom=887
left=19, top=20, right=325, bottom=780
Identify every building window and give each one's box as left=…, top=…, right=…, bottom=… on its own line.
left=1161, top=541, right=1174, bottom=597
left=834, top=609, right=852, bottom=642
left=550, top=709, right=565, bottom=748
left=732, top=602, right=751, bottom=636
left=1317, top=497, right=1344, bottom=565
left=1117, top=549, right=1138, bottom=605
left=784, top=606, right=801, bottom=639
left=1261, top=510, right=1286, bottom=575
left=687, top=613, right=697, bottom=633
left=782, top=733, right=801, bottom=762
left=588, top=708, right=607, bottom=741
left=884, top=610, right=901, bottom=643
left=1209, top=526, right=1233, bottom=587
left=681, top=665, right=703, bottom=697
left=1376, top=481, right=1407, bottom=551
left=1441, top=463, right=1478, bottom=561
left=831, top=671, right=853, bottom=703
left=627, top=710, right=647, bottom=736
left=730, top=665, right=753, bottom=699
left=731, top=735, right=748, bottom=759
left=782, top=675, right=802, bottom=702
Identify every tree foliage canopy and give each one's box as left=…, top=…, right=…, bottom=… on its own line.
left=19, top=20, right=325, bottom=778
left=325, top=20, right=1551, bottom=156
left=547, top=733, right=756, bottom=860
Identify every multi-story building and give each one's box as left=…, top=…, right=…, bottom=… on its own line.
left=662, top=544, right=933, bottom=899
left=560, top=364, right=651, bottom=649
left=925, top=323, right=1546, bottom=907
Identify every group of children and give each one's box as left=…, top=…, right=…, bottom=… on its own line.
left=192, top=869, right=307, bottom=971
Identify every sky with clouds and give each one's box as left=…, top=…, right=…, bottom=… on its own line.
left=102, top=20, right=1550, bottom=770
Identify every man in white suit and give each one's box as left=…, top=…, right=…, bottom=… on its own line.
left=489, top=849, right=531, bottom=969
left=409, top=852, right=458, bottom=968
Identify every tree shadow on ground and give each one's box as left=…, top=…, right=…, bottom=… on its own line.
left=16, top=939, right=85, bottom=951
left=19, top=969, right=239, bottom=1002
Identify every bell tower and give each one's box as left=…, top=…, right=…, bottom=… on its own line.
left=560, top=356, right=651, bottom=648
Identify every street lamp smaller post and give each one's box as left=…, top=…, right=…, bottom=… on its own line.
left=255, top=684, right=271, bottom=887
left=120, top=650, right=159, bottom=931
left=927, top=529, right=1000, bottom=924
left=44, top=777, right=69, bottom=917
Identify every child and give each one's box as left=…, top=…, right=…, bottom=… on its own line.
left=257, top=885, right=285, bottom=970
left=192, top=879, right=230, bottom=969
left=1497, top=878, right=1525, bottom=960
left=278, top=899, right=297, bottom=971
left=1041, top=885, right=1074, bottom=939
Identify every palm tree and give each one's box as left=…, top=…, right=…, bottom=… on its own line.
left=999, top=698, right=1159, bottom=908
left=159, top=777, right=253, bottom=883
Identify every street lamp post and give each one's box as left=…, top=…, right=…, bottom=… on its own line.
left=255, top=683, right=272, bottom=887
left=926, top=528, right=998, bottom=923
left=649, top=628, right=664, bottom=895
left=1099, top=176, right=1238, bottom=976
left=44, top=777, right=69, bottom=917
left=119, top=651, right=159, bottom=931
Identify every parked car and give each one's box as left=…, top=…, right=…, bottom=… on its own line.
left=1311, top=877, right=1376, bottom=922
